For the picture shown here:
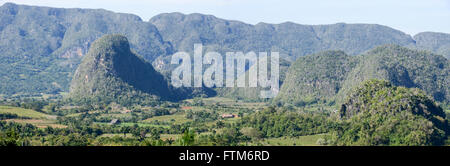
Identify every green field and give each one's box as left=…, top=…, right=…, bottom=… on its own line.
left=141, top=113, right=192, bottom=125
left=0, top=105, right=52, bottom=119
left=249, top=134, right=327, bottom=146
left=120, top=122, right=171, bottom=128
left=99, top=133, right=133, bottom=138
left=186, top=97, right=267, bottom=109
left=4, top=119, right=65, bottom=128
left=160, top=134, right=181, bottom=141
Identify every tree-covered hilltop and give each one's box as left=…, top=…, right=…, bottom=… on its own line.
left=67, top=35, right=176, bottom=106
left=0, top=3, right=172, bottom=96
left=273, top=51, right=358, bottom=106
left=275, top=45, right=449, bottom=106
left=338, top=45, right=449, bottom=104
left=331, top=79, right=448, bottom=145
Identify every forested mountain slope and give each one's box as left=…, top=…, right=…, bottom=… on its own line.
left=0, top=3, right=172, bottom=95
left=276, top=45, right=449, bottom=105
left=68, top=35, right=176, bottom=105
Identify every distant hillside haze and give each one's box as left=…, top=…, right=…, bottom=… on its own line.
left=0, top=2, right=449, bottom=97
left=150, top=12, right=414, bottom=58
left=150, top=13, right=450, bottom=60
left=414, top=32, right=450, bottom=59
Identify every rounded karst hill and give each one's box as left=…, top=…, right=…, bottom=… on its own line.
left=68, top=34, right=174, bottom=106
left=337, top=45, right=449, bottom=104
left=334, top=79, right=448, bottom=145
left=273, top=50, right=358, bottom=106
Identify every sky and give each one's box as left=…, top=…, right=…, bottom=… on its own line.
left=1, top=0, right=449, bottom=35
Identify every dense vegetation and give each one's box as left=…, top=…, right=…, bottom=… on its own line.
left=1, top=81, right=450, bottom=146
left=236, top=106, right=335, bottom=138
left=331, top=80, right=448, bottom=145
left=0, top=101, right=337, bottom=146
left=0, top=3, right=172, bottom=96
left=276, top=45, right=449, bottom=107
left=274, top=50, right=358, bottom=106
left=338, top=45, right=449, bottom=104
left=68, top=35, right=179, bottom=106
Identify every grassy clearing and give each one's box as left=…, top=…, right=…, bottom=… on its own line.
left=99, top=113, right=133, bottom=118
left=141, top=113, right=192, bottom=125
left=94, top=122, right=170, bottom=128
left=99, top=133, right=133, bottom=138
left=120, top=122, right=170, bottom=128
left=185, top=97, right=267, bottom=109
left=160, top=132, right=214, bottom=141
left=4, top=119, right=66, bottom=128
left=249, top=134, right=327, bottom=146
left=0, top=105, right=52, bottom=119
left=160, top=134, right=180, bottom=141
left=99, top=133, right=181, bottom=140
left=181, top=106, right=207, bottom=111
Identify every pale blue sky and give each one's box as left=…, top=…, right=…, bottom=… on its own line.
left=1, top=0, right=449, bottom=35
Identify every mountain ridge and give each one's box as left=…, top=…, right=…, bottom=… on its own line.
left=149, top=12, right=416, bottom=58
left=0, top=3, right=449, bottom=97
